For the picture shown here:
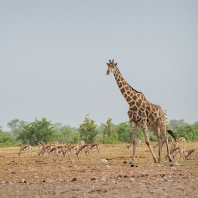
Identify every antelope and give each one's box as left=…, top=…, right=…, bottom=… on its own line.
left=50, top=141, right=59, bottom=148
left=38, top=141, right=46, bottom=149
left=79, top=140, right=85, bottom=147
left=90, top=143, right=100, bottom=154
left=153, top=139, right=175, bottom=150
left=76, top=144, right=91, bottom=157
left=48, top=146, right=59, bottom=157
left=68, top=144, right=78, bottom=154
left=175, top=137, right=186, bottom=146
left=48, top=146, right=64, bottom=157
left=169, top=146, right=186, bottom=161
left=185, top=149, right=198, bottom=160
left=127, top=139, right=142, bottom=149
left=38, top=144, right=51, bottom=156
left=18, top=144, right=32, bottom=156
left=61, top=144, right=72, bottom=157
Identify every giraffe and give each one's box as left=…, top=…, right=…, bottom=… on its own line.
left=106, top=60, right=172, bottom=163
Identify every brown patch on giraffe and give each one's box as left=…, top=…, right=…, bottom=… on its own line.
left=142, top=102, right=146, bottom=108
left=127, top=96, right=132, bottom=101
left=133, top=95, right=137, bottom=100
left=129, top=101, right=135, bottom=106
left=123, top=81, right=126, bottom=86
left=140, top=94, right=144, bottom=100
left=137, top=93, right=141, bottom=98
left=136, top=99, right=142, bottom=106
left=120, top=88, right=125, bottom=94
left=132, top=105, right=138, bottom=112
left=140, top=107, right=144, bottom=112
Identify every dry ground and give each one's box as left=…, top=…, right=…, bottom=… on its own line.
left=0, top=142, right=198, bottom=198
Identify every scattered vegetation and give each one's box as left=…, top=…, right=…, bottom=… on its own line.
left=0, top=115, right=198, bottom=148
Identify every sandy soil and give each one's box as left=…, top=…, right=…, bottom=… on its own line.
left=0, top=144, right=198, bottom=198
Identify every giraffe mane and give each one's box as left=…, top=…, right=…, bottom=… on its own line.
left=128, top=84, right=142, bottom=94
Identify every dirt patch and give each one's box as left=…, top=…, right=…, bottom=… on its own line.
left=0, top=144, right=198, bottom=197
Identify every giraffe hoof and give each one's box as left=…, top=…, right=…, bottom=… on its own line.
left=129, top=161, right=134, bottom=165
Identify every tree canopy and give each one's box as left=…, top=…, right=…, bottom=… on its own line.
left=78, top=115, right=98, bottom=143
left=16, top=118, right=58, bottom=145
left=0, top=117, right=198, bottom=147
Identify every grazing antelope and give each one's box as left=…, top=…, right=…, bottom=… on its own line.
left=76, top=144, right=91, bottom=157
left=18, top=144, right=32, bottom=156
left=169, top=146, right=186, bottom=161
left=48, top=146, right=57, bottom=157
left=68, top=144, right=78, bottom=154
left=153, top=139, right=175, bottom=150
left=38, top=141, right=46, bottom=149
left=48, top=146, right=64, bottom=157
left=176, top=137, right=186, bottom=146
left=50, top=141, right=59, bottom=148
left=127, top=139, right=142, bottom=149
left=79, top=140, right=85, bottom=147
left=61, top=144, right=72, bottom=157
left=185, top=149, right=198, bottom=160
left=38, top=144, right=51, bottom=156
left=90, top=143, right=100, bottom=154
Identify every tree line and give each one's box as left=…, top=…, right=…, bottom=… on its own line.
left=0, top=115, right=198, bottom=148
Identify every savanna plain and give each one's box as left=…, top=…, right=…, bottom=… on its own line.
left=0, top=143, right=198, bottom=198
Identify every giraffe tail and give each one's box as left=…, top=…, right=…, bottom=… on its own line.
left=167, top=129, right=177, bottom=142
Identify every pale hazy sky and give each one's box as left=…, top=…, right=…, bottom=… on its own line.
left=1, top=1, right=198, bottom=131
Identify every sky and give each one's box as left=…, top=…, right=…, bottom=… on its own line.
left=1, top=1, right=198, bottom=131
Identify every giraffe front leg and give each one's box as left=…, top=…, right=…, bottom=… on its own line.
left=142, top=125, right=158, bottom=163
left=128, top=110, right=137, bottom=164
left=129, top=120, right=137, bottom=164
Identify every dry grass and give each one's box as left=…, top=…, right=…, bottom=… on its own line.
left=0, top=142, right=198, bottom=198
left=0, top=141, right=197, bottom=168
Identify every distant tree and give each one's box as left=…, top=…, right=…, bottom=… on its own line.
left=0, top=127, right=14, bottom=147
left=175, top=124, right=198, bottom=141
left=53, top=122, right=63, bottom=131
left=117, top=121, right=144, bottom=143
left=168, top=119, right=188, bottom=130
left=57, top=125, right=80, bottom=144
left=117, top=121, right=131, bottom=143
left=102, top=118, right=118, bottom=144
left=79, top=115, right=98, bottom=144
left=192, top=122, right=198, bottom=132
left=7, top=119, right=26, bottom=136
left=16, top=118, right=58, bottom=145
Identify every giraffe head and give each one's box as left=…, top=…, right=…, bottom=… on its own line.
left=106, top=60, right=117, bottom=75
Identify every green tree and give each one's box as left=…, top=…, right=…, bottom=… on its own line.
left=168, top=119, right=188, bottom=130
left=7, top=119, right=26, bottom=136
left=79, top=115, right=98, bottom=143
left=117, top=121, right=144, bottom=143
left=175, top=124, right=197, bottom=141
left=57, top=125, right=80, bottom=144
left=102, top=118, right=118, bottom=144
left=0, top=127, right=14, bottom=147
left=192, top=122, right=198, bottom=132
left=17, top=118, right=58, bottom=145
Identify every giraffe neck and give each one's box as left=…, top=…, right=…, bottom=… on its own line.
left=113, top=67, right=142, bottom=106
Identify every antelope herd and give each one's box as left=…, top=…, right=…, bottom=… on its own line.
left=18, top=140, right=100, bottom=158
left=17, top=136, right=197, bottom=161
